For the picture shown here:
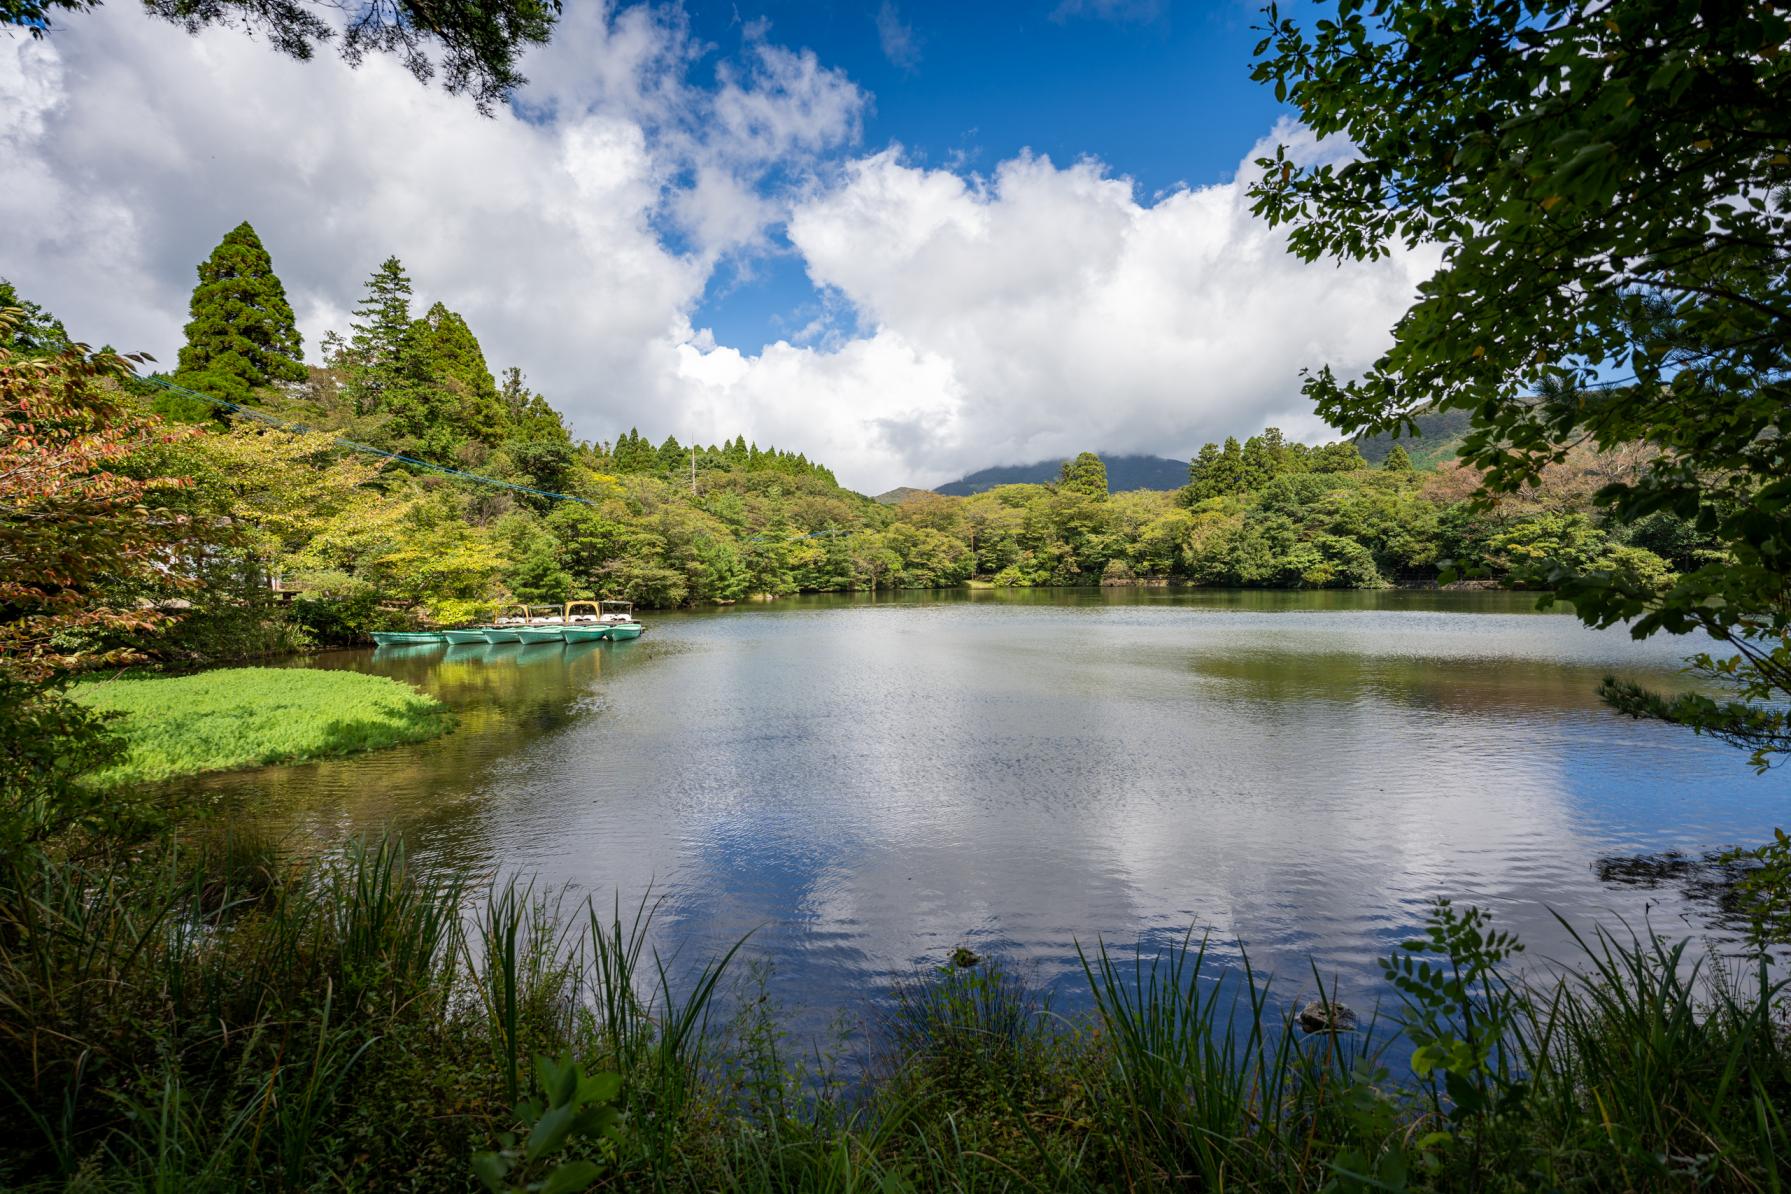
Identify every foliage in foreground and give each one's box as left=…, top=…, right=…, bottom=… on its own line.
left=68, top=667, right=451, bottom=786
left=1250, top=0, right=1791, bottom=765
left=1, top=832, right=1786, bottom=1192
left=0, top=308, right=201, bottom=855
left=9, top=0, right=561, bottom=111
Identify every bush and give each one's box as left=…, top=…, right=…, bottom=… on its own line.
left=1100, top=558, right=1137, bottom=585
left=1597, top=543, right=1676, bottom=594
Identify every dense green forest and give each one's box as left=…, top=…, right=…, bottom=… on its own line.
left=2, top=220, right=1699, bottom=659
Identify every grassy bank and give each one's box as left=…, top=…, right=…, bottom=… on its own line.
left=69, top=668, right=452, bottom=786
left=1, top=832, right=1785, bottom=1192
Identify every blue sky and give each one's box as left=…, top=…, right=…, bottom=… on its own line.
left=7, top=0, right=1433, bottom=492
left=688, top=0, right=1285, bottom=350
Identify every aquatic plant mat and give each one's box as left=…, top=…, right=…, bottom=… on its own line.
left=2, top=831, right=1787, bottom=1191
left=68, top=667, right=452, bottom=785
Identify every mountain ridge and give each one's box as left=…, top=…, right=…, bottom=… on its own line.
left=931, top=453, right=1189, bottom=496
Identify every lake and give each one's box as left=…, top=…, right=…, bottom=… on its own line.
left=202, top=588, right=1790, bottom=1038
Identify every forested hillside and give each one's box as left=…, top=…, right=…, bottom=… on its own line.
left=1353, top=406, right=1473, bottom=468
left=934, top=454, right=1191, bottom=495
left=2, top=223, right=1701, bottom=656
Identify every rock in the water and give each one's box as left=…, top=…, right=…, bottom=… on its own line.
left=950, top=946, right=982, bottom=968
left=1297, top=999, right=1358, bottom=1033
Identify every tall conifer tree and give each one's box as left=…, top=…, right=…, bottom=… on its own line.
left=1210, top=437, right=1246, bottom=494
left=1185, top=442, right=1223, bottom=501
left=499, top=367, right=570, bottom=444
left=344, top=257, right=415, bottom=417
left=403, top=302, right=506, bottom=447
left=171, top=222, right=305, bottom=410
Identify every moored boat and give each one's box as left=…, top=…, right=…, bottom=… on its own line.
left=593, top=600, right=646, bottom=641
left=514, top=604, right=567, bottom=643
left=371, top=631, right=445, bottom=647
left=479, top=605, right=530, bottom=644
left=370, top=604, right=637, bottom=652
left=561, top=601, right=609, bottom=642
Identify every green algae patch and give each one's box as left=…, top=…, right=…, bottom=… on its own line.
left=72, top=667, right=452, bottom=785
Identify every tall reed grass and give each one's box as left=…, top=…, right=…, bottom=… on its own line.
left=1, top=832, right=1785, bottom=1191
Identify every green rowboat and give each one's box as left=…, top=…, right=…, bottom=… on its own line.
left=606, top=623, right=644, bottom=641
left=561, top=625, right=610, bottom=643
left=480, top=627, right=523, bottom=644
left=371, top=631, right=445, bottom=647
left=514, top=625, right=565, bottom=644
left=443, top=629, right=489, bottom=645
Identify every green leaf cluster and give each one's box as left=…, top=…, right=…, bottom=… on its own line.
left=13, top=0, right=561, bottom=111
left=1251, top=0, right=1791, bottom=764
left=472, top=1052, right=623, bottom=1194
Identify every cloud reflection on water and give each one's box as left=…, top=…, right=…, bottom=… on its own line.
left=196, top=591, right=1789, bottom=1033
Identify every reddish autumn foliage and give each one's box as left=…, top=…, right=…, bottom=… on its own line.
left=1, top=311, right=199, bottom=682
left=2, top=308, right=211, bottom=848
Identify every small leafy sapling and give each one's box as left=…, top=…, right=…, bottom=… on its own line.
left=1383, top=900, right=1528, bottom=1121
left=472, top=1052, right=624, bottom=1194
left=1722, top=828, right=1791, bottom=957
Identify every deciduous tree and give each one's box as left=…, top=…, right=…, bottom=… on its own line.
left=0, top=309, right=198, bottom=849
left=1251, top=0, right=1791, bottom=766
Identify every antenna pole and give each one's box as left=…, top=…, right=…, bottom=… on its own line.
left=690, top=446, right=697, bottom=494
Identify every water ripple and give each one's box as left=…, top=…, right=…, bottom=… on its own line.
left=194, top=591, right=1790, bottom=1038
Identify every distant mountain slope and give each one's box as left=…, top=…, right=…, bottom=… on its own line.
left=1354, top=406, right=1473, bottom=468
left=934, top=454, right=1189, bottom=496
left=874, top=486, right=933, bottom=505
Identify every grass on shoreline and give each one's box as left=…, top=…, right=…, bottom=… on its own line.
left=1, top=828, right=1786, bottom=1192
left=69, top=667, right=452, bottom=786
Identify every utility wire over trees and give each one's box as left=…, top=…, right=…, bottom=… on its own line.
left=1251, top=0, right=1791, bottom=768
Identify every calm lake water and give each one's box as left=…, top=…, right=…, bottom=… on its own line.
left=204, top=588, right=1789, bottom=1036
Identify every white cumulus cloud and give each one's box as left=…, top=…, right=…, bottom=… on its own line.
left=677, top=130, right=1438, bottom=490
left=2, top=4, right=1431, bottom=495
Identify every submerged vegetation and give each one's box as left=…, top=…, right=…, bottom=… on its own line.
left=0, top=833, right=1786, bottom=1191
left=70, top=668, right=451, bottom=786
